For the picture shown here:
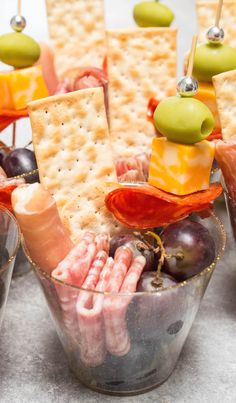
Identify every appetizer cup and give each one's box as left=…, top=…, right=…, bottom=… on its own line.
left=0, top=206, right=20, bottom=329
left=23, top=212, right=225, bottom=396
left=224, top=190, right=236, bottom=241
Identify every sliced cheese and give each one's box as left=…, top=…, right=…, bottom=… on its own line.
left=194, top=82, right=221, bottom=131
left=0, top=65, right=48, bottom=111
left=148, top=137, right=215, bottom=196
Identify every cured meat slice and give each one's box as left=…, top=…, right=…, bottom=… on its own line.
left=0, top=173, right=25, bottom=210
left=215, top=137, right=236, bottom=201
left=52, top=233, right=97, bottom=286
left=95, top=234, right=109, bottom=254
left=105, top=183, right=222, bottom=228
left=103, top=255, right=146, bottom=357
left=55, top=67, right=108, bottom=114
left=116, top=153, right=150, bottom=182
left=35, top=42, right=59, bottom=95
left=105, top=246, right=133, bottom=293
left=11, top=183, right=73, bottom=274
left=147, top=98, right=159, bottom=125
left=76, top=257, right=114, bottom=367
left=102, top=246, right=133, bottom=356
left=76, top=251, right=108, bottom=366
left=0, top=110, right=28, bottom=132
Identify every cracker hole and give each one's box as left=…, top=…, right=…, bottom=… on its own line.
left=61, top=122, right=64, bottom=126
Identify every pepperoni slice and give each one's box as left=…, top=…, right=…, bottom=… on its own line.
left=207, top=128, right=222, bottom=141
left=105, top=183, right=222, bottom=228
left=0, top=183, right=18, bottom=211
left=0, top=109, right=28, bottom=132
left=147, top=98, right=159, bottom=124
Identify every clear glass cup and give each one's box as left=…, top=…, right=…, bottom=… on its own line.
left=224, top=190, right=236, bottom=241
left=13, top=244, right=32, bottom=277
left=0, top=206, right=20, bottom=329
left=23, top=211, right=225, bottom=396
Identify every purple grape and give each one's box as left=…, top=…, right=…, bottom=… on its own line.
left=137, top=271, right=177, bottom=292
left=2, top=148, right=39, bottom=183
left=0, top=148, right=8, bottom=167
left=161, top=219, right=216, bottom=281
left=130, top=272, right=184, bottom=342
left=109, top=235, right=155, bottom=271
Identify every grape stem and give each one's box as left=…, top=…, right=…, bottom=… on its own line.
left=133, top=231, right=185, bottom=289
left=133, top=232, right=160, bottom=254
left=145, top=231, right=165, bottom=288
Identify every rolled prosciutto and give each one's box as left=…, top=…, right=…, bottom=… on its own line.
left=11, top=183, right=73, bottom=274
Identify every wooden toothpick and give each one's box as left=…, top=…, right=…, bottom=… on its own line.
left=12, top=122, right=16, bottom=148
left=17, top=0, right=21, bottom=15
left=215, top=0, right=224, bottom=28
left=187, top=34, right=198, bottom=77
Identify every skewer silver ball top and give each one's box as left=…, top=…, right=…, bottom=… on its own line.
left=10, top=15, right=26, bottom=32
left=207, top=26, right=224, bottom=44
left=177, top=76, right=198, bottom=97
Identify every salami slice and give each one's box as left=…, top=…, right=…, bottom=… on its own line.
left=147, top=98, right=159, bottom=124
left=0, top=110, right=28, bottom=132
left=105, top=183, right=222, bottom=228
left=76, top=251, right=108, bottom=367
left=76, top=257, right=114, bottom=367
left=0, top=184, right=18, bottom=210
left=103, top=255, right=146, bottom=357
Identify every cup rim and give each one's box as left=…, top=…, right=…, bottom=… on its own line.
left=0, top=205, right=21, bottom=275
left=22, top=210, right=226, bottom=296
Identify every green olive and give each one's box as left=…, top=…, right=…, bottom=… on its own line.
left=193, top=43, right=236, bottom=82
left=0, top=32, right=40, bottom=68
left=154, top=96, right=215, bottom=144
left=133, top=1, right=174, bottom=27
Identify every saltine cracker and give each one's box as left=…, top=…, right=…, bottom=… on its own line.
left=45, top=0, right=106, bottom=77
left=28, top=88, right=122, bottom=241
left=106, top=28, right=177, bottom=160
left=213, top=69, right=236, bottom=140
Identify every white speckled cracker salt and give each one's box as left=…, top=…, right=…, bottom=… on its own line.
left=45, top=0, right=106, bottom=77
left=213, top=69, right=236, bottom=140
left=106, top=28, right=177, bottom=160
left=197, top=1, right=236, bottom=46
left=28, top=88, right=121, bottom=240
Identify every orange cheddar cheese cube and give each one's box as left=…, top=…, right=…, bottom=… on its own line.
left=194, top=83, right=220, bottom=131
left=0, top=65, right=48, bottom=111
left=148, top=137, right=215, bottom=196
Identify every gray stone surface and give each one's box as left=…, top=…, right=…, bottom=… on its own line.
left=0, top=204, right=235, bottom=403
